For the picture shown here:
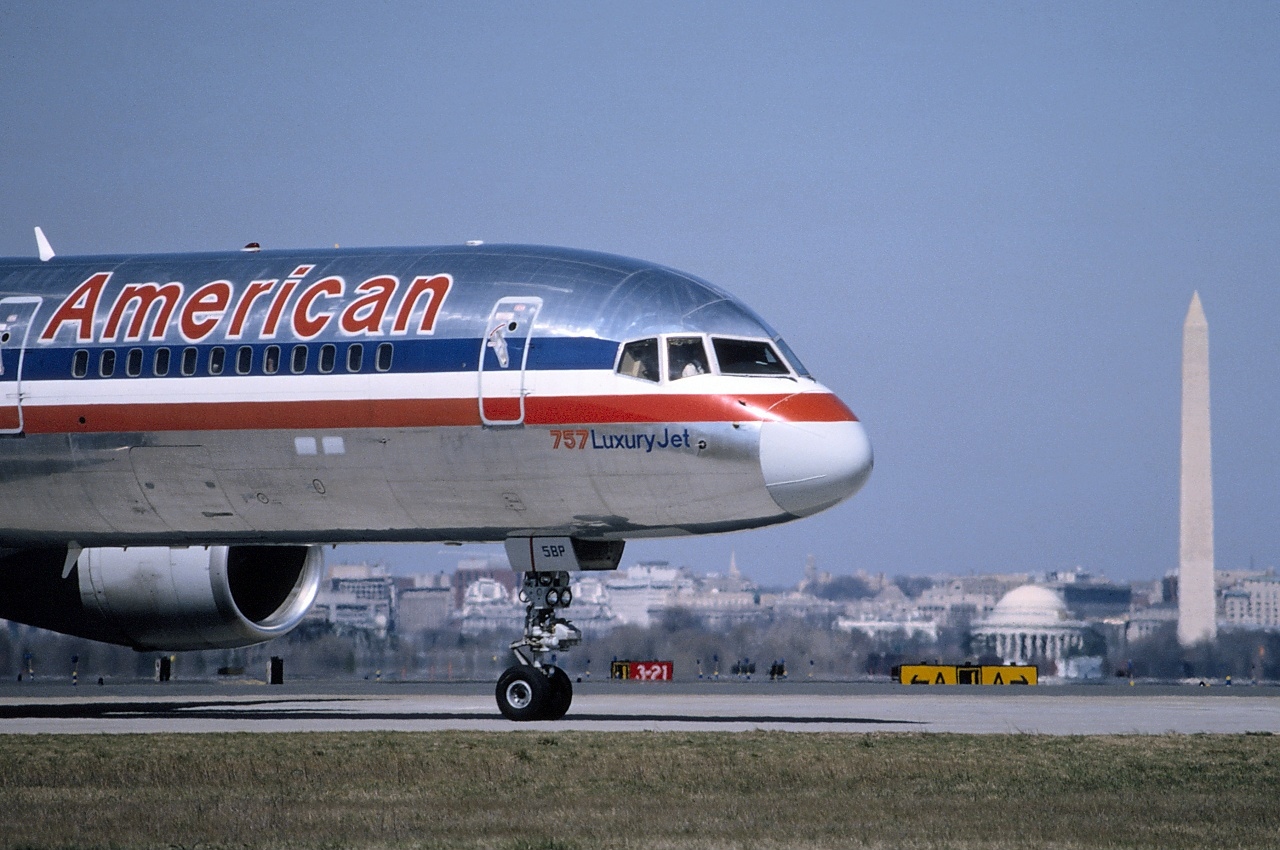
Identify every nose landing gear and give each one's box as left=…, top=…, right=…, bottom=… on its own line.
left=495, top=571, right=579, bottom=721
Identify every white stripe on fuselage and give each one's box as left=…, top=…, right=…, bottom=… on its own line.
left=20, top=370, right=823, bottom=410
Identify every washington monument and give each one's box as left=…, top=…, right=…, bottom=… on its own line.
left=1178, top=291, right=1216, bottom=646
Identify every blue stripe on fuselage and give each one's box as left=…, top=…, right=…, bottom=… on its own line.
left=19, top=336, right=620, bottom=381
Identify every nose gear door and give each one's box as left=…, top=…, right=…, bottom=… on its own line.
left=0, top=297, right=42, bottom=435
left=478, top=297, right=541, bottom=425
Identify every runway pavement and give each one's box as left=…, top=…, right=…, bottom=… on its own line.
left=1, top=680, right=1277, bottom=734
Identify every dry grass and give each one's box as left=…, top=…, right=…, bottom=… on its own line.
left=0, top=732, right=1277, bottom=849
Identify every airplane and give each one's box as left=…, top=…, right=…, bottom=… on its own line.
left=0, top=230, right=873, bottom=720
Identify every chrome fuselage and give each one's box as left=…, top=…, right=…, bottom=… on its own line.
left=0, top=244, right=871, bottom=549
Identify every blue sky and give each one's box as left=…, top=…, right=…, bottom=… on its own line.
left=3, top=4, right=1278, bottom=585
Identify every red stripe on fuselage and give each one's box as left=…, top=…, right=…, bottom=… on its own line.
left=22, top=392, right=856, bottom=434
left=524, top=392, right=856, bottom=425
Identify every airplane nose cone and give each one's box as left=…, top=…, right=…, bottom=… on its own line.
left=760, top=420, right=873, bottom=517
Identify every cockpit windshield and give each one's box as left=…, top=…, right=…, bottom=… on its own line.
left=772, top=337, right=811, bottom=378
left=711, top=337, right=791, bottom=376
left=618, top=338, right=659, bottom=382
left=616, top=334, right=798, bottom=382
left=667, top=337, right=709, bottom=380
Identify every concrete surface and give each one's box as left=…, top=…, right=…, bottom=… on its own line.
left=1, top=679, right=1276, bottom=734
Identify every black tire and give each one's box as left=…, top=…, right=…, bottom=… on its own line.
left=496, top=665, right=549, bottom=722
left=542, top=665, right=573, bottom=721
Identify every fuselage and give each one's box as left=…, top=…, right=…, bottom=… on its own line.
left=0, top=243, right=871, bottom=548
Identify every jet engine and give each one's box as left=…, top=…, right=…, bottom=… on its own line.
left=0, top=544, right=323, bottom=651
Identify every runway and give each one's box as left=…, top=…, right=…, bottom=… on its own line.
left=1, top=680, right=1278, bottom=734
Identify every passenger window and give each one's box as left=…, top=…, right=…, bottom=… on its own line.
left=181, top=347, right=198, bottom=376
left=126, top=348, right=143, bottom=377
left=667, top=337, right=709, bottom=381
left=72, top=350, right=89, bottom=378
left=99, top=350, right=116, bottom=377
left=209, top=346, right=226, bottom=376
left=375, top=342, right=393, bottom=372
left=264, top=345, right=280, bottom=375
left=291, top=345, right=308, bottom=374
left=319, top=344, right=336, bottom=374
left=617, top=338, right=659, bottom=382
left=346, top=343, right=363, bottom=372
left=712, top=338, right=790, bottom=376
left=154, top=348, right=170, bottom=377
left=236, top=346, right=253, bottom=375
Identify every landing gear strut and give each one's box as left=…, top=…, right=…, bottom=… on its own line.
left=495, top=571, right=579, bottom=721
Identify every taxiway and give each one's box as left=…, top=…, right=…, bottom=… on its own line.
left=0, top=680, right=1276, bottom=734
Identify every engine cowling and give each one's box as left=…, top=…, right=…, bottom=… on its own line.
left=0, top=544, right=323, bottom=651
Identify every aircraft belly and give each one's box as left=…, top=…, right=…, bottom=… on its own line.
left=70, top=435, right=172, bottom=536
left=0, top=419, right=778, bottom=544
left=130, top=446, right=251, bottom=533
left=208, top=430, right=413, bottom=534
left=383, top=426, right=614, bottom=533
left=382, top=422, right=775, bottom=536
left=0, top=435, right=126, bottom=541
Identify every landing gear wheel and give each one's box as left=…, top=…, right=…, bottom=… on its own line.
left=542, top=666, right=573, bottom=721
left=496, top=665, right=549, bottom=722
left=500, top=570, right=585, bottom=722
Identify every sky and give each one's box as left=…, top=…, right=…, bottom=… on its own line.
left=2, top=4, right=1278, bottom=586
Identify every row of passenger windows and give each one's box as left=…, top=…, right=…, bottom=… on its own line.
left=617, top=335, right=792, bottom=383
left=72, top=342, right=394, bottom=379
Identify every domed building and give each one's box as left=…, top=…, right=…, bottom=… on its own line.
left=970, top=585, right=1087, bottom=665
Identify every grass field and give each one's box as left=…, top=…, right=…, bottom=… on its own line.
left=0, top=732, right=1277, bottom=849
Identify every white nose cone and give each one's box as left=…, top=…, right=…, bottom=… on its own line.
left=760, top=420, right=873, bottom=517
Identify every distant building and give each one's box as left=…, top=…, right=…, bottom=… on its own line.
left=970, top=585, right=1087, bottom=666
left=305, top=563, right=396, bottom=636
left=834, top=617, right=938, bottom=640
left=1126, top=579, right=1165, bottom=609
left=1123, top=606, right=1177, bottom=643
left=564, top=576, right=618, bottom=637
left=452, top=559, right=519, bottom=611
left=1045, top=572, right=1132, bottom=620
left=397, top=586, right=452, bottom=633
left=950, top=573, right=1032, bottom=600
left=915, top=580, right=996, bottom=627
left=1221, top=589, right=1252, bottom=628
left=605, top=563, right=685, bottom=627
left=457, top=576, right=523, bottom=634
left=1220, top=576, right=1280, bottom=630
left=670, top=585, right=769, bottom=628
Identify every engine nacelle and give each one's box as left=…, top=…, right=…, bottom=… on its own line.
left=0, top=544, right=323, bottom=651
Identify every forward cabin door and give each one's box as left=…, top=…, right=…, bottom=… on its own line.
left=478, top=297, right=541, bottom=425
left=0, top=297, right=42, bottom=435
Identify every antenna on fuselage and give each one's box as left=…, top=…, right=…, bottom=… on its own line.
left=34, top=227, right=55, bottom=262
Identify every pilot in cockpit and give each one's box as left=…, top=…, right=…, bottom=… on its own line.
left=667, top=336, right=709, bottom=380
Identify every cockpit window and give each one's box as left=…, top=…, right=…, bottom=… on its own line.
left=712, top=337, right=791, bottom=376
left=617, top=338, right=659, bottom=382
left=667, top=337, right=709, bottom=380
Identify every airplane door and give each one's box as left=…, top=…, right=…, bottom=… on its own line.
left=0, top=297, right=42, bottom=435
left=478, top=297, right=541, bottom=425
